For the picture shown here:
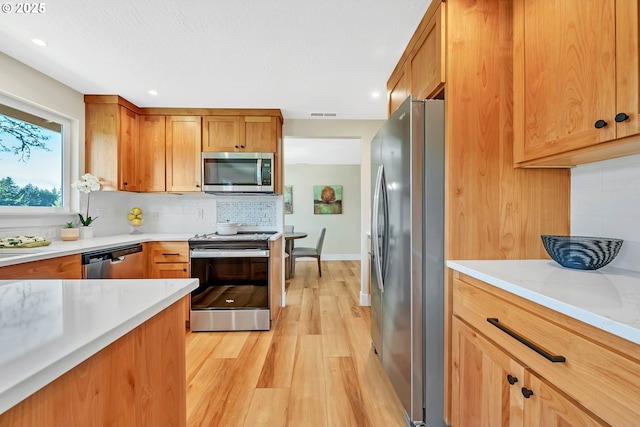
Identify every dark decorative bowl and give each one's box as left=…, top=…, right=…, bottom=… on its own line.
left=541, top=235, right=623, bottom=270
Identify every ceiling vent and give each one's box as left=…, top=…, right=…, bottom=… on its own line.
left=310, top=112, right=338, bottom=118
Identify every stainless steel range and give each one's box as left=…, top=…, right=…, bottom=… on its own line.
left=188, top=231, right=275, bottom=332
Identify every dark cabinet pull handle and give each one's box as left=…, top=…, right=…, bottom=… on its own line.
left=240, top=145, right=245, bottom=149
left=594, top=119, right=608, bottom=129
left=235, top=145, right=239, bottom=148
left=521, top=387, right=534, bottom=399
left=487, top=318, right=566, bottom=363
left=507, top=374, right=518, bottom=385
left=162, top=253, right=180, bottom=256
left=182, top=268, right=187, bottom=272
left=615, top=112, right=630, bottom=123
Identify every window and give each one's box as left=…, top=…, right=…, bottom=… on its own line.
left=0, top=95, right=71, bottom=213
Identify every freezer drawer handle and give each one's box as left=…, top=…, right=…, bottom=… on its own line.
left=487, top=318, right=566, bottom=363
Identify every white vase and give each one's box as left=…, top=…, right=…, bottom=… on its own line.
left=79, top=226, right=94, bottom=239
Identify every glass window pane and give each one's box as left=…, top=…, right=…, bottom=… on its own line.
left=0, top=103, right=63, bottom=207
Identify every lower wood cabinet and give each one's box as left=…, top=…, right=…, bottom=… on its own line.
left=268, top=236, right=283, bottom=321
left=0, top=254, right=82, bottom=279
left=451, top=272, right=640, bottom=427
left=452, top=317, right=605, bottom=427
left=147, top=241, right=191, bottom=327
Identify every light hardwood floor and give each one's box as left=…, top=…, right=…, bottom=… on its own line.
left=185, top=260, right=406, bottom=427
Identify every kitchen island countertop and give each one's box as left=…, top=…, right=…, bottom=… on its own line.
left=0, top=277, right=198, bottom=415
left=447, top=259, right=640, bottom=345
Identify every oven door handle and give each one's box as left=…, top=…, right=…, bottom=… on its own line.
left=190, top=249, right=270, bottom=258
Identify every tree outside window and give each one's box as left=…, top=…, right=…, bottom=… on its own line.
left=0, top=103, right=63, bottom=207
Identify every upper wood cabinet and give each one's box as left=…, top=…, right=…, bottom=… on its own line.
left=513, top=0, right=640, bottom=167
left=85, top=97, right=140, bottom=191
left=410, top=2, right=445, bottom=100
left=386, top=1, right=445, bottom=116
left=138, top=115, right=166, bottom=192
left=166, top=116, right=202, bottom=192
left=388, top=67, right=410, bottom=117
left=203, top=115, right=278, bottom=153
left=202, top=116, right=241, bottom=152
left=85, top=95, right=283, bottom=193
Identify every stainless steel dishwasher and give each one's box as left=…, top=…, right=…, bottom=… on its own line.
left=82, top=243, right=144, bottom=279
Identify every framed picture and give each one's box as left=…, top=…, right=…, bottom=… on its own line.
left=313, top=185, right=342, bottom=214
left=284, top=185, right=293, bottom=214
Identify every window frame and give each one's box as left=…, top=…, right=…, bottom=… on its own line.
left=0, top=93, right=73, bottom=215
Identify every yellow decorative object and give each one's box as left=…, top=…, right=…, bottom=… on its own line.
left=127, top=207, right=144, bottom=234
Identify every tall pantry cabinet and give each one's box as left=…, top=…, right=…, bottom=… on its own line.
left=387, top=0, right=571, bottom=424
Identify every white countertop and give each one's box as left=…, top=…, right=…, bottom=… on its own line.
left=0, top=277, right=198, bottom=415
left=0, top=234, right=193, bottom=267
left=0, top=232, right=284, bottom=268
left=447, top=260, right=640, bottom=346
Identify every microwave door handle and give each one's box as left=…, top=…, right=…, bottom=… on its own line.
left=256, top=158, right=262, bottom=185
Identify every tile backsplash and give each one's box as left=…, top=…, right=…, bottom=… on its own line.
left=571, top=154, right=640, bottom=272
left=0, top=192, right=283, bottom=239
left=216, top=199, right=278, bottom=227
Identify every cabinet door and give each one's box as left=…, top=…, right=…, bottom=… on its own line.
left=150, top=262, right=190, bottom=327
left=410, top=2, right=445, bottom=99
left=524, top=372, right=607, bottom=427
left=451, top=317, right=525, bottom=427
left=615, top=0, right=640, bottom=140
left=0, top=254, right=82, bottom=279
left=388, top=66, right=410, bottom=116
left=202, top=116, right=241, bottom=152
left=243, top=116, right=277, bottom=152
left=86, top=103, right=119, bottom=190
left=166, top=116, right=202, bottom=192
left=119, top=106, right=139, bottom=191
left=514, top=0, right=617, bottom=163
left=138, top=115, right=166, bottom=192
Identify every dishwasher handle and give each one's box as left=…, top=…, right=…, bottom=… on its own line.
left=82, top=243, right=143, bottom=264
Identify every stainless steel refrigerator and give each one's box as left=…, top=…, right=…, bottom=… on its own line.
left=370, top=95, right=445, bottom=427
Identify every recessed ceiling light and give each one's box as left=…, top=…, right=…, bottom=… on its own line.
left=148, top=90, right=158, bottom=96
left=371, top=92, right=381, bottom=98
left=32, top=39, right=47, bottom=47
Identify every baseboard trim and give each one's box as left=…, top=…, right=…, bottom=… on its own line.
left=360, top=291, right=371, bottom=306
left=295, top=254, right=360, bottom=261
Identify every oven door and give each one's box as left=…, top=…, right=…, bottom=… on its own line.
left=189, top=248, right=270, bottom=331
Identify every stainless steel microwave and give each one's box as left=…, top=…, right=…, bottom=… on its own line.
left=201, top=152, right=274, bottom=193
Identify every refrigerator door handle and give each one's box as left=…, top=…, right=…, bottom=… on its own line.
left=372, top=164, right=385, bottom=292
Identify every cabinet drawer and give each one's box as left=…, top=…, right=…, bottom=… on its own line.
left=149, top=241, right=189, bottom=263
left=453, top=272, right=640, bottom=426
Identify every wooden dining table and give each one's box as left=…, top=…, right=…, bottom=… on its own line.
left=284, top=231, right=308, bottom=279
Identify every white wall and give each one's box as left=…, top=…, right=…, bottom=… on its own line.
left=283, top=119, right=383, bottom=304
left=284, top=164, right=361, bottom=259
left=571, top=151, right=640, bottom=272
left=0, top=52, right=85, bottom=229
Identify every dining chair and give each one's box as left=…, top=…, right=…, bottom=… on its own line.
left=291, top=227, right=326, bottom=277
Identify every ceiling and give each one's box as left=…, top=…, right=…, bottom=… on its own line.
left=0, top=0, right=430, bottom=120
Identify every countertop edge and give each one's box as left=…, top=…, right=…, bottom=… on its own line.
left=0, top=278, right=198, bottom=415
left=446, top=260, right=640, bottom=346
